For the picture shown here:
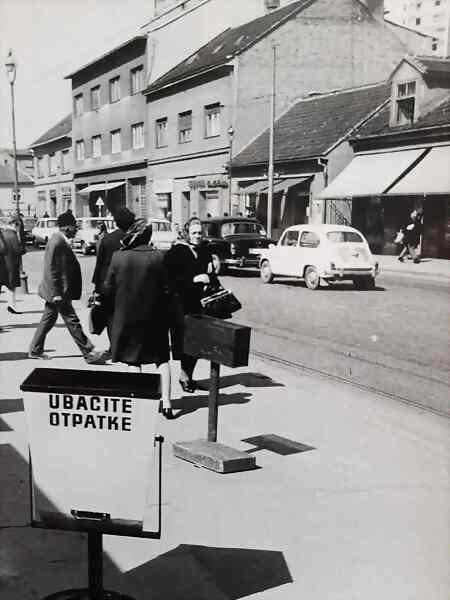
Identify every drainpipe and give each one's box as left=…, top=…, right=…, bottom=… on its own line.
left=318, top=157, right=328, bottom=224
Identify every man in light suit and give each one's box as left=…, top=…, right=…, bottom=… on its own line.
left=29, top=211, right=103, bottom=363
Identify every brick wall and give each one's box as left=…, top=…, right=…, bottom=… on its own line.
left=234, top=0, right=413, bottom=153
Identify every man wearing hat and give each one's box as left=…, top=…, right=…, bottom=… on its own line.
left=29, top=211, right=103, bottom=363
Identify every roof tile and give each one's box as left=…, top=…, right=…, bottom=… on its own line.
left=232, top=83, right=390, bottom=167
left=30, top=114, right=72, bottom=147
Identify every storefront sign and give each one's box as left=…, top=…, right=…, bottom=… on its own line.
left=189, top=177, right=229, bottom=190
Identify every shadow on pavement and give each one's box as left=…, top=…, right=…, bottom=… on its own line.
left=172, top=391, right=252, bottom=416
left=0, top=352, right=32, bottom=361
left=118, top=543, right=293, bottom=600
left=242, top=433, right=316, bottom=456
left=197, top=372, right=284, bottom=390
left=1, top=445, right=293, bottom=600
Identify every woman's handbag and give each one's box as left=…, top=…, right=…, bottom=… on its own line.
left=394, top=230, right=404, bottom=244
left=200, top=281, right=242, bottom=319
left=87, top=294, right=107, bottom=335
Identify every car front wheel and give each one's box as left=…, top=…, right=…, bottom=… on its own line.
left=304, top=266, right=320, bottom=290
left=260, top=260, right=274, bottom=283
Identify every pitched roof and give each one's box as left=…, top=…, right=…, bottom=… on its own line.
left=143, top=0, right=315, bottom=95
left=0, top=162, right=34, bottom=185
left=232, top=83, right=390, bottom=167
left=30, top=114, right=72, bottom=148
left=415, top=56, right=450, bottom=75
left=352, top=93, right=450, bottom=139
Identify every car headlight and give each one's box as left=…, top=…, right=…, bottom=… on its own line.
left=230, top=242, right=237, bottom=255
left=329, top=261, right=336, bottom=270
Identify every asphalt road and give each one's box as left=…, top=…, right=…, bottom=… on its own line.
left=23, top=248, right=450, bottom=415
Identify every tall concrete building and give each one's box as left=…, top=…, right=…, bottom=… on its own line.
left=385, top=0, right=450, bottom=56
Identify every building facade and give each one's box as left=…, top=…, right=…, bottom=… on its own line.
left=319, top=57, right=450, bottom=258
left=29, top=115, right=74, bottom=218
left=143, top=0, right=432, bottom=231
left=385, top=0, right=450, bottom=56
left=0, top=149, right=34, bottom=216
left=65, top=36, right=148, bottom=219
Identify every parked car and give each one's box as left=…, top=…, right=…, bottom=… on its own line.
left=73, top=218, right=115, bottom=255
left=147, top=218, right=177, bottom=250
left=200, top=217, right=274, bottom=274
left=259, top=224, right=380, bottom=289
left=31, top=218, right=59, bottom=247
left=22, top=216, right=38, bottom=244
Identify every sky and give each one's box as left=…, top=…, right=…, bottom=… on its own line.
left=0, top=0, right=153, bottom=149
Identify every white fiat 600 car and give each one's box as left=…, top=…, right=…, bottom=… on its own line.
left=258, top=224, right=380, bottom=289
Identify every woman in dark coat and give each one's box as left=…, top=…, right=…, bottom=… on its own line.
left=0, top=217, right=24, bottom=314
left=104, top=219, right=173, bottom=416
left=165, top=217, right=214, bottom=393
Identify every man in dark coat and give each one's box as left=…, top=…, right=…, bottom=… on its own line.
left=91, top=208, right=134, bottom=343
left=29, top=211, right=103, bottom=363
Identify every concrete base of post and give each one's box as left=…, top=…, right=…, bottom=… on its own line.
left=173, top=439, right=257, bottom=473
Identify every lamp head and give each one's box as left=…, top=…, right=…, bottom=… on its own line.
left=5, top=49, right=16, bottom=84
left=227, top=125, right=234, bottom=138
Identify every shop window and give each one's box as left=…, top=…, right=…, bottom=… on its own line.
left=111, top=129, right=121, bottom=154
left=130, top=65, right=143, bottom=94
left=178, top=110, right=192, bottom=143
left=155, top=117, right=168, bottom=148
left=75, top=140, right=85, bottom=161
left=204, top=103, right=221, bottom=138
left=394, top=80, right=417, bottom=125
left=92, top=135, right=102, bottom=157
left=91, top=86, right=100, bottom=110
left=109, top=76, right=120, bottom=103
left=416, top=17, right=421, bottom=24
left=131, top=123, right=144, bottom=149
left=74, top=93, right=83, bottom=117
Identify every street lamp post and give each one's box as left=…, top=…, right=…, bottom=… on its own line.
left=227, top=126, right=234, bottom=216
left=5, top=48, right=28, bottom=293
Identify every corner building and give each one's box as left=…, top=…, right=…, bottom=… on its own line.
left=65, top=36, right=148, bottom=218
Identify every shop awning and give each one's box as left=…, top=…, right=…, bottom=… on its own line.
left=240, top=180, right=268, bottom=194
left=79, top=181, right=126, bottom=195
left=317, top=148, right=427, bottom=198
left=273, top=177, right=310, bottom=193
left=387, top=145, right=450, bottom=195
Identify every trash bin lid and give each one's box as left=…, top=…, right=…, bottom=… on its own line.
left=20, top=368, right=160, bottom=399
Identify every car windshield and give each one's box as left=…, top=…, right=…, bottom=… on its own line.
left=326, top=231, right=364, bottom=243
left=151, top=221, right=171, bottom=232
left=23, top=218, right=36, bottom=228
left=202, top=222, right=221, bottom=237
left=46, top=220, right=57, bottom=227
left=220, top=222, right=266, bottom=236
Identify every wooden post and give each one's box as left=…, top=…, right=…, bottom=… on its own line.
left=208, top=361, right=220, bottom=442
left=88, top=532, right=103, bottom=599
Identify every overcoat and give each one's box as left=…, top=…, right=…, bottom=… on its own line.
left=38, top=231, right=82, bottom=302
left=104, top=244, right=169, bottom=366
left=0, top=227, right=23, bottom=289
left=164, top=241, right=214, bottom=359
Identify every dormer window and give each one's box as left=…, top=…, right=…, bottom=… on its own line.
left=395, top=80, right=417, bottom=125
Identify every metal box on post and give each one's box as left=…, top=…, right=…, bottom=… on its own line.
left=20, top=367, right=164, bottom=599
left=183, top=315, right=251, bottom=368
left=173, top=315, right=255, bottom=474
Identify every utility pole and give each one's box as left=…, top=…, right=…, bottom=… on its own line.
left=267, top=44, right=277, bottom=238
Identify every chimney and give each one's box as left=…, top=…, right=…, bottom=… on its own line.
left=360, top=0, right=384, bottom=19
left=265, top=0, right=281, bottom=12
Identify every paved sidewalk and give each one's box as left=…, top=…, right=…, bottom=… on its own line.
left=1, top=292, right=449, bottom=600
left=374, top=254, right=450, bottom=280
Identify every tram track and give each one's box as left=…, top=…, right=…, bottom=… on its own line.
left=249, top=340, right=450, bottom=419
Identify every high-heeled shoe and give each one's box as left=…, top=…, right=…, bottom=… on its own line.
left=7, top=306, right=22, bottom=314
left=179, top=379, right=196, bottom=393
left=158, top=401, right=176, bottom=420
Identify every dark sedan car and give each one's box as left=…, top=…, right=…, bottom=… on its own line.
left=201, top=217, right=275, bottom=274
